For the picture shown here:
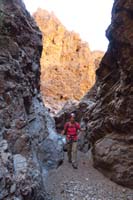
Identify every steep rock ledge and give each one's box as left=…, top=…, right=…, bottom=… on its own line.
left=34, top=9, right=104, bottom=113
left=0, top=0, right=63, bottom=199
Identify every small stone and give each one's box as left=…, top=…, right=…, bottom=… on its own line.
left=60, top=189, right=64, bottom=194
left=10, top=183, right=16, bottom=194
left=0, top=140, right=8, bottom=152
left=1, top=152, right=11, bottom=164
left=70, top=193, right=74, bottom=197
left=13, top=154, right=27, bottom=174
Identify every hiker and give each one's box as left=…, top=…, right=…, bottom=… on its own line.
left=62, top=113, right=80, bottom=169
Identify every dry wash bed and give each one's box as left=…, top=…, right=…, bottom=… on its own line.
left=45, top=151, right=133, bottom=200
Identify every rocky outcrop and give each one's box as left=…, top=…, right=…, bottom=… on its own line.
left=34, top=9, right=104, bottom=114
left=91, top=51, right=105, bottom=70
left=86, top=0, right=133, bottom=188
left=83, top=0, right=133, bottom=188
left=55, top=0, right=133, bottom=189
left=0, top=1, right=63, bottom=199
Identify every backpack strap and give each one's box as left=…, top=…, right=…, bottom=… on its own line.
left=65, top=122, right=78, bottom=135
left=65, top=122, right=69, bottom=135
left=74, top=122, right=78, bottom=131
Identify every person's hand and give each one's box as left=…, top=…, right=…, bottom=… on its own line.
left=80, top=128, right=86, bottom=131
left=77, top=133, right=81, bottom=140
left=61, top=130, right=65, bottom=135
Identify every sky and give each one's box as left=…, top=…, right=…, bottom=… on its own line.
left=23, top=0, right=114, bottom=51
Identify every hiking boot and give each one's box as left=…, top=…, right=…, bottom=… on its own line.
left=72, top=163, right=78, bottom=169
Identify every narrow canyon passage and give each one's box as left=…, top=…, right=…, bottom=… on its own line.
left=45, top=151, right=133, bottom=200
left=0, top=0, right=132, bottom=199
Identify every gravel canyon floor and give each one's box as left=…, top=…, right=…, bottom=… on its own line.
left=46, top=151, right=133, bottom=200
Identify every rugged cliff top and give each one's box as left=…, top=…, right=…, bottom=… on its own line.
left=34, top=8, right=104, bottom=114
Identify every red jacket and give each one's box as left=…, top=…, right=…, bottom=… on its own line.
left=64, top=122, right=80, bottom=141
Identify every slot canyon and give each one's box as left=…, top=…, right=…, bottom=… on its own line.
left=0, top=0, right=132, bottom=200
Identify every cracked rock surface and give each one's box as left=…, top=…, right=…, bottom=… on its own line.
left=0, top=0, right=63, bottom=199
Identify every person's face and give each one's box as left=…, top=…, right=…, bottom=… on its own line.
left=70, top=116, right=75, bottom=123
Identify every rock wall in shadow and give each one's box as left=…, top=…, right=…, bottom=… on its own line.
left=80, top=0, right=133, bottom=188
left=0, top=0, right=63, bottom=199
left=55, top=0, right=133, bottom=188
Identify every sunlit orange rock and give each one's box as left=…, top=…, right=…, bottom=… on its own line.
left=34, top=9, right=104, bottom=113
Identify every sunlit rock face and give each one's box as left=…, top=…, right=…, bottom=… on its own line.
left=34, top=9, right=104, bottom=114
left=0, top=0, right=63, bottom=199
left=79, top=0, right=133, bottom=188
left=91, top=51, right=105, bottom=70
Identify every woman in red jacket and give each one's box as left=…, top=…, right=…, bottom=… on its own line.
left=62, top=113, right=80, bottom=169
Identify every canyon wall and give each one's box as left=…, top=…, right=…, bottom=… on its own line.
left=0, top=1, right=63, bottom=199
left=80, top=0, right=133, bottom=188
left=55, top=0, right=133, bottom=188
left=34, top=9, right=104, bottom=113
